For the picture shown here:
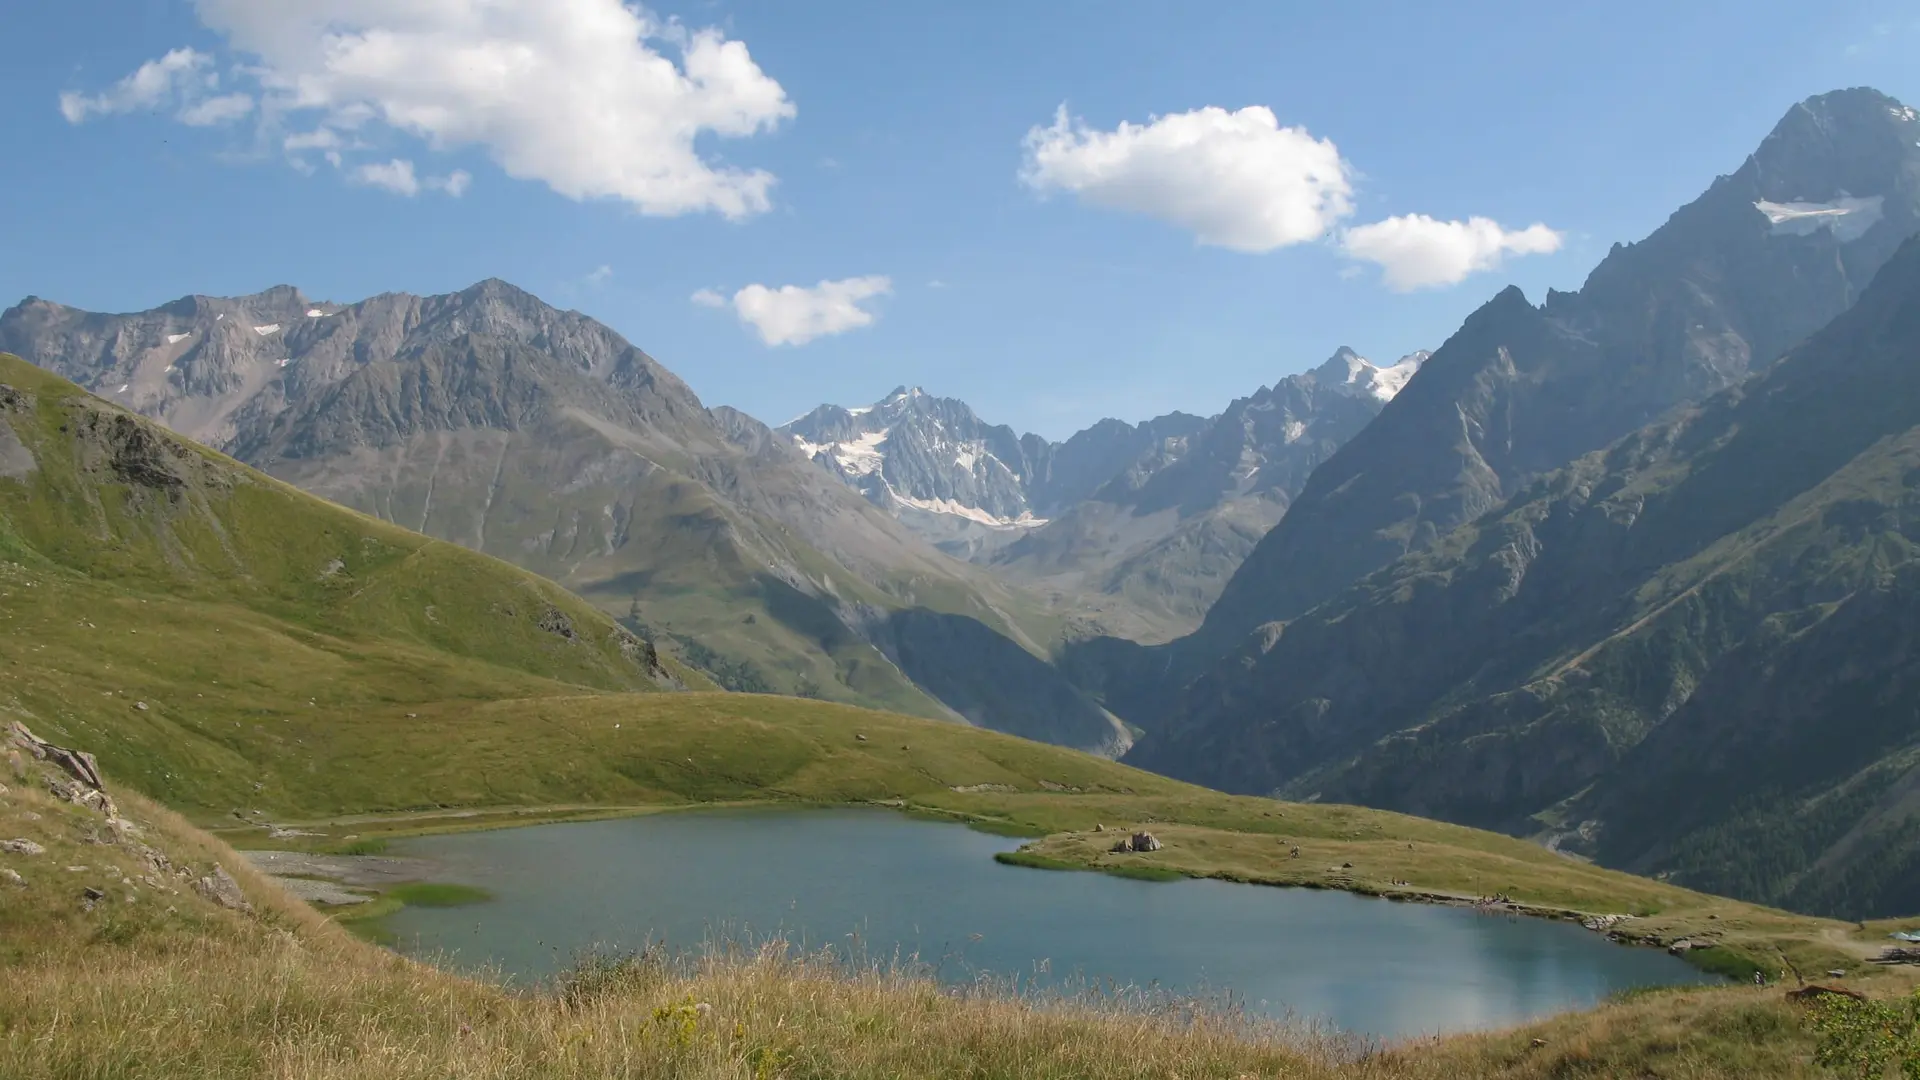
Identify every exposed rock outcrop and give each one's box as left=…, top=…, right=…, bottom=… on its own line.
left=192, top=865, right=254, bottom=914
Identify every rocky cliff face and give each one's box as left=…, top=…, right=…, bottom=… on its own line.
left=781, top=387, right=1063, bottom=531
left=1, top=281, right=1128, bottom=753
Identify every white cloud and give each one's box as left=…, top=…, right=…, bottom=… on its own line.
left=428, top=170, right=472, bottom=197
left=352, top=158, right=420, bottom=196
left=347, top=158, right=468, bottom=198
left=283, top=127, right=344, bottom=156
left=586, top=265, right=614, bottom=285
left=59, top=48, right=212, bottom=123
left=1340, top=215, right=1564, bottom=290
left=1020, top=104, right=1353, bottom=252
left=700, top=277, right=893, bottom=346
left=133, top=0, right=794, bottom=217
left=177, top=92, right=254, bottom=126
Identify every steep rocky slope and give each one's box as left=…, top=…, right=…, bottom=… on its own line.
left=1128, top=225, right=1920, bottom=917
left=1082, top=87, right=1920, bottom=726
left=992, top=348, right=1426, bottom=634
left=1201, top=89, right=1920, bottom=649
left=0, top=284, right=1127, bottom=753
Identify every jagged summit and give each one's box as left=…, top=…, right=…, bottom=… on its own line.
left=1305, top=346, right=1429, bottom=403
left=781, top=385, right=1045, bottom=529
left=1189, top=82, right=1920, bottom=654
left=782, top=342, right=1425, bottom=631
left=0, top=278, right=695, bottom=455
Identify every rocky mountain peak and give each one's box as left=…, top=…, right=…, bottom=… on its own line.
left=779, top=385, right=1042, bottom=529
left=1745, top=89, right=1917, bottom=226
left=0, top=278, right=706, bottom=458
left=1304, top=346, right=1429, bottom=402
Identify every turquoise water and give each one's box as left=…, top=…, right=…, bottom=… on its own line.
left=382, top=807, right=1718, bottom=1039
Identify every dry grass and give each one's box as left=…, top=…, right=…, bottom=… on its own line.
left=0, top=912, right=1831, bottom=1080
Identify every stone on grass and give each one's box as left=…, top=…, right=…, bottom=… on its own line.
left=192, top=865, right=254, bottom=914
left=0, top=838, right=44, bottom=856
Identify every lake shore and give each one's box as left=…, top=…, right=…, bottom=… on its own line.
left=219, top=795, right=1888, bottom=989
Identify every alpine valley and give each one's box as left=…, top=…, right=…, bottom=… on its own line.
left=8, top=86, right=1920, bottom=932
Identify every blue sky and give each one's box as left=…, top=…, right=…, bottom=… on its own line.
left=5, top=1, right=1918, bottom=439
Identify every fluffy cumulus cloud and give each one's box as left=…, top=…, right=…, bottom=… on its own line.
left=1020, top=105, right=1353, bottom=252
left=698, top=277, right=893, bottom=346
left=1021, top=102, right=1565, bottom=288
left=1340, top=215, right=1563, bottom=290
left=59, top=48, right=253, bottom=127
left=61, top=1, right=793, bottom=214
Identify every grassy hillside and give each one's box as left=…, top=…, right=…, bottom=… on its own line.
left=0, top=354, right=712, bottom=813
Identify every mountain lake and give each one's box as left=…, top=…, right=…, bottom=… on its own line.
left=378, top=807, right=1720, bottom=1040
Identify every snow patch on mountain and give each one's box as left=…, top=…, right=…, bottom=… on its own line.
left=791, top=429, right=891, bottom=479
left=893, top=492, right=1048, bottom=529
left=1314, top=347, right=1430, bottom=402
left=1366, top=351, right=1429, bottom=400
left=1755, top=195, right=1885, bottom=242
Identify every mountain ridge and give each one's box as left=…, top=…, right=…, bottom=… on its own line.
left=1087, top=85, right=1920, bottom=728
left=781, top=346, right=1427, bottom=637
left=0, top=282, right=1131, bottom=753
left=1119, top=87, right=1920, bottom=917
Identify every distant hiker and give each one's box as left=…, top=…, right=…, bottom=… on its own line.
left=1754, top=971, right=1765, bottom=986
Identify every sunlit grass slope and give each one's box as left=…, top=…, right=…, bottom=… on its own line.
left=0, top=354, right=707, bottom=814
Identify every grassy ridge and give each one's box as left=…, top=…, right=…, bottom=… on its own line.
left=0, top=355, right=714, bottom=813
